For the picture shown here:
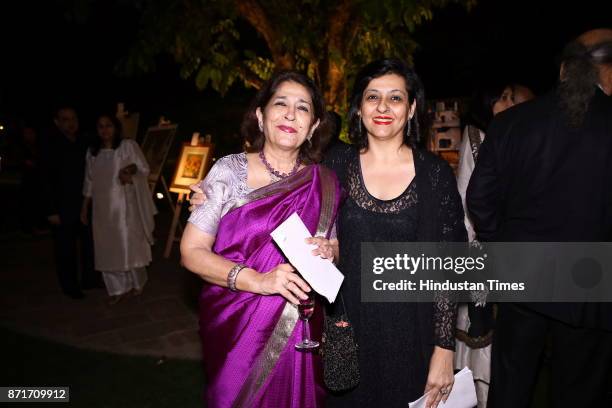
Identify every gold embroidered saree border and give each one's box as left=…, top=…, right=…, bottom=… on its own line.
left=315, top=166, right=336, bottom=238
left=231, top=302, right=299, bottom=407
left=231, top=165, right=337, bottom=407
left=249, top=166, right=313, bottom=202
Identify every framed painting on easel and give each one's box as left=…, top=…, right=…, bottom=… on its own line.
left=164, top=142, right=215, bottom=258
left=169, top=143, right=215, bottom=194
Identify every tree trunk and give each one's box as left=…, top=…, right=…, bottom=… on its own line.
left=324, top=0, right=352, bottom=112
left=234, top=0, right=295, bottom=70
left=324, top=71, right=347, bottom=113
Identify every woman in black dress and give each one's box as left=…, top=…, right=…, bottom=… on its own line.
left=324, top=59, right=466, bottom=408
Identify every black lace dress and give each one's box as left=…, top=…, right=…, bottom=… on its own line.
left=324, top=145, right=466, bottom=407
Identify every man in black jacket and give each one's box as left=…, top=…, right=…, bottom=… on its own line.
left=467, top=29, right=612, bottom=408
left=40, top=106, right=98, bottom=299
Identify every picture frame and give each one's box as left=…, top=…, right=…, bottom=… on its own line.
left=169, top=143, right=215, bottom=194
left=140, top=124, right=178, bottom=186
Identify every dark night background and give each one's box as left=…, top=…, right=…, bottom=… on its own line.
left=1, top=0, right=611, bottom=150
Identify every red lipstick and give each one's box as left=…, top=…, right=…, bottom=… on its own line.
left=277, top=125, right=297, bottom=133
left=373, top=116, right=392, bottom=125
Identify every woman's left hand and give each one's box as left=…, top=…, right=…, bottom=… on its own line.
left=118, top=164, right=137, bottom=185
left=424, top=346, right=455, bottom=408
left=118, top=170, right=133, bottom=184
left=306, top=237, right=339, bottom=263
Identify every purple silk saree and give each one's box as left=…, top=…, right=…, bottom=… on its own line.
left=200, top=165, right=341, bottom=408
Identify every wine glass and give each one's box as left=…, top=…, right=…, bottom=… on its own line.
left=295, top=291, right=319, bottom=351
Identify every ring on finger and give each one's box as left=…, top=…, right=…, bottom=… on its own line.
left=440, top=388, right=449, bottom=395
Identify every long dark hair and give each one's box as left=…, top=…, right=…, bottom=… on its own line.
left=465, top=83, right=508, bottom=131
left=347, top=58, right=426, bottom=149
left=241, top=71, right=331, bottom=164
left=558, top=40, right=612, bottom=127
left=90, top=113, right=122, bottom=157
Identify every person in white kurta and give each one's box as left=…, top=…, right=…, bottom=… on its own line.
left=455, top=83, right=535, bottom=408
left=455, top=124, right=490, bottom=408
left=82, top=115, right=156, bottom=300
left=457, top=125, right=485, bottom=242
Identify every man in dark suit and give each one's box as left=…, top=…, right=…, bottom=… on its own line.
left=40, top=106, right=99, bottom=299
left=467, top=29, right=612, bottom=408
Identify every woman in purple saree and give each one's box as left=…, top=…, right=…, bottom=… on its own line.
left=181, top=72, right=342, bottom=408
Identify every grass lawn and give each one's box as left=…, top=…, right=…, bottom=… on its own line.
left=1, top=327, right=609, bottom=407
left=0, top=327, right=204, bottom=407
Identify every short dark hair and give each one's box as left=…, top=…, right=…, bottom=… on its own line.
left=347, top=59, right=426, bottom=149
left=241, top=71, right=331, bottom=164
left=90, top=113, right=123, bottom=157
left=54, top=105, right=77, bottom=119
left=466, top=83, right=508, bottom=131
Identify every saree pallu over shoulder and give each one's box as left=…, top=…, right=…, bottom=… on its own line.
left=200, top=164, right=341, bottom=408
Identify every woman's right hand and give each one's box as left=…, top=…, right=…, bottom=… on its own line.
left=188, top=183, right=207, bottom=211
left=254, top=263, right=311, bottom=305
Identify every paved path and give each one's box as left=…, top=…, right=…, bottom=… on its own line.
left=0, top=226, right=203, bottom=361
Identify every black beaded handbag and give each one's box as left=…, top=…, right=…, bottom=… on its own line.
left=322, top=295, right=360, bottom=391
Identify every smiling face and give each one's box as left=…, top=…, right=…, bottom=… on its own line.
left=256, top=80, right=319, bottom=152
left=96, top=116, right=116, bottom=145
left=359, top=74, right=415, bottom=142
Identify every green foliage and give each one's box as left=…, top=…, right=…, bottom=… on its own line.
left=113, top=0, right=474, bottom=106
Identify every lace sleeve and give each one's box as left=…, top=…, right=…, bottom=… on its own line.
left=433, top=160, right=467, bottom=349
left=438, top=161, right=468, bottom=243
left=434, top=291, right=458, bottom=350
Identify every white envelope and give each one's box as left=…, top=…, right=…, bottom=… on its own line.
left=270, top=213, right=344, bottom=303
left=408, top=367, right=477, bottom=408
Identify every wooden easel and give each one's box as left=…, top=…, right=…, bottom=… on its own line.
left=163, top=138, right=215, bottom=258
left=159, top=175, right=184, bottom=235
left=163, top=190, right=187, bottom=258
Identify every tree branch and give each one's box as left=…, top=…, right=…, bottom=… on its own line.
left=236, top=65, right=265, bottom=89
left=234, top=0, right=295, bottom=70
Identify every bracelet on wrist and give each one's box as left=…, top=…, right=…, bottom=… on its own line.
left=227, top=263, right=247, bottom=292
